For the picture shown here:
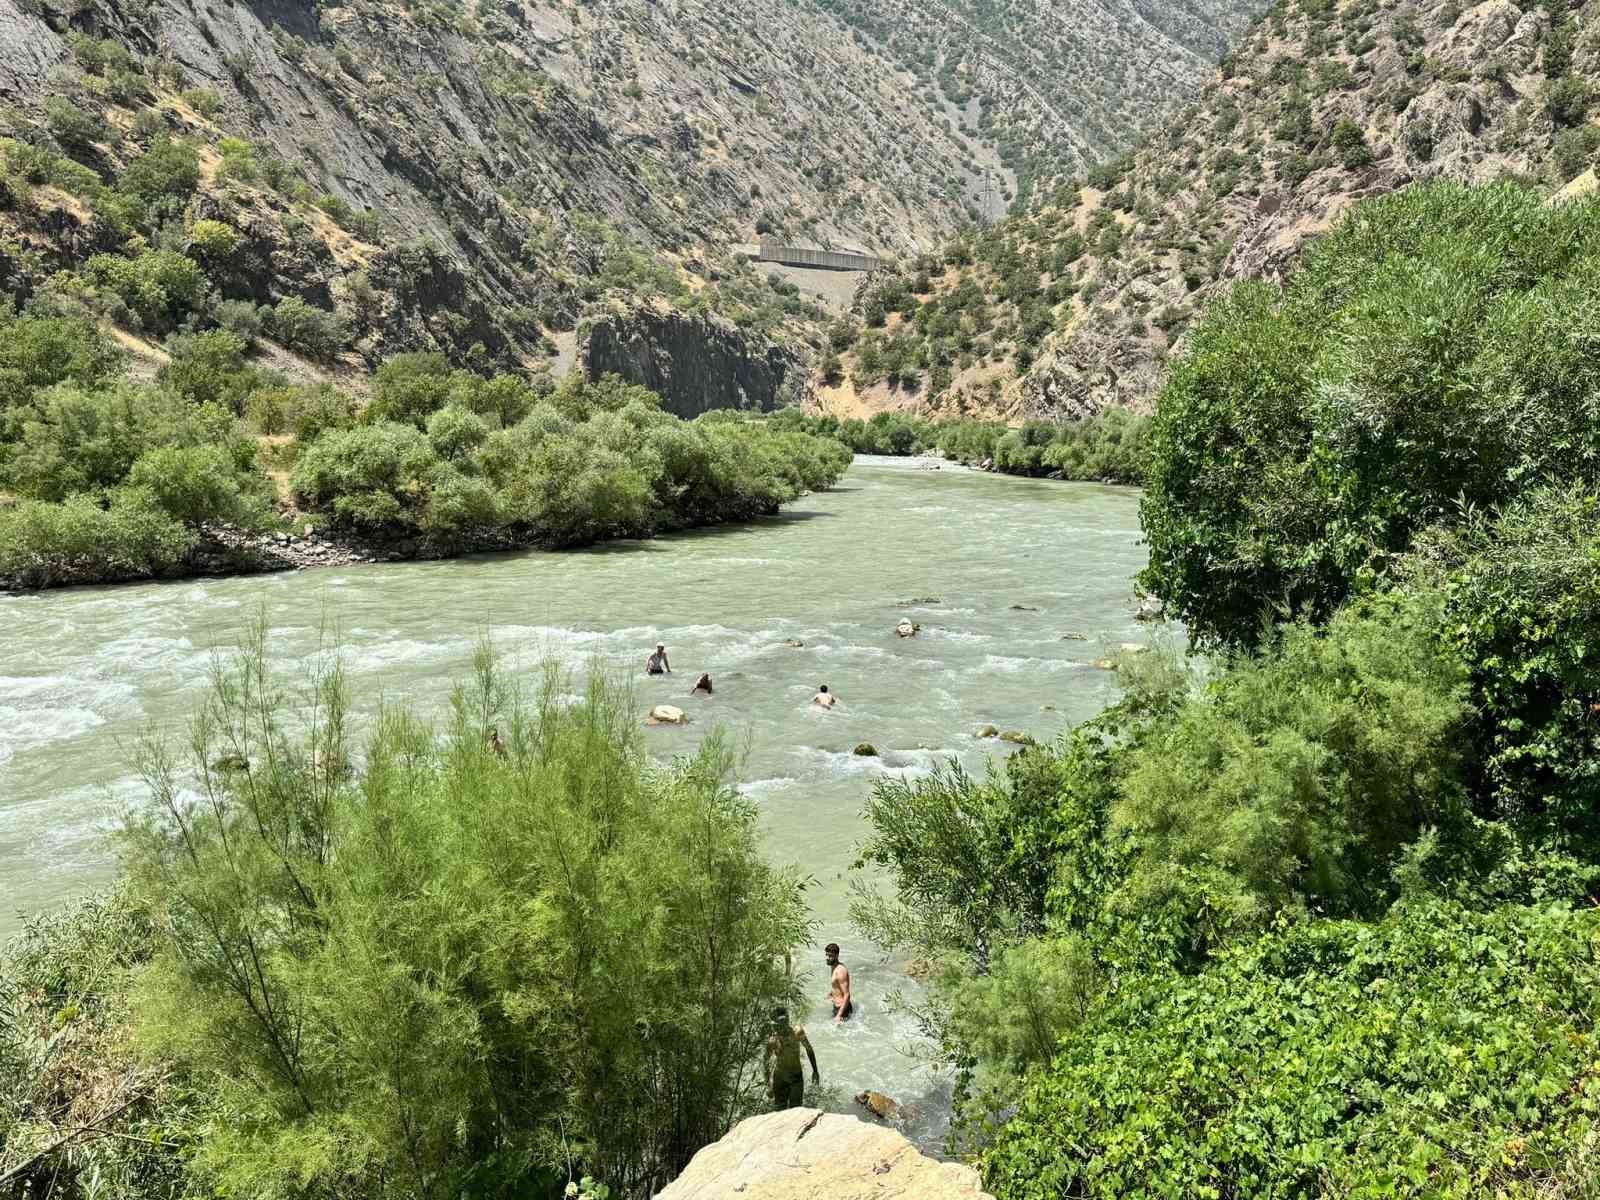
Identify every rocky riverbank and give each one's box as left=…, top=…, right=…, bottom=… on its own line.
left=658, top=1108, right=993, bottom=1200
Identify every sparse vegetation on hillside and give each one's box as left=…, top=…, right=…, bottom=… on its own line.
left=833, top=0, right=1600, bottom=421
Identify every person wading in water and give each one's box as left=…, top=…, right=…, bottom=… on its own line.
left=689, top=672, right=713, bottom=697
left=645, top=643, right=671, bottom=675
left=811, top=684, right=837, bottom=709
left=764, top=1007, right=819, bottom=1109
left=825, top=943, right=853, bottom=1022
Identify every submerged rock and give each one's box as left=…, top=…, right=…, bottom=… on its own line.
left=658, top=1108, right=992, bottom=1200
left=855, top=1089, right=907, bottom=1121
left=975, top=724, right=1000, bottom=738
left=1009, top=604, right=1040, bottom=611
left=647, top=704, right=689, bottom=725
left=895, top=618, right=920, bottom=638
left=1091, top=658, right=1119, bottom=671
left=1060, top=631, right=1089, bottom=641
left=998, top=730, right=1035, bottom=746
left=853, top=742, right=879, bottom=757
left=782, top=638, right=805, bottom=648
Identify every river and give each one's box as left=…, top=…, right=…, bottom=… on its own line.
left=0, top=455, right=1147, bottom=1146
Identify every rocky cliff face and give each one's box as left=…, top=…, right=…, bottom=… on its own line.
left=837, top=0, right=1600, bottom=420
left=583, top=306, right=806, bottom=418
left=658, top=1108, right=993, bottom=1200
left=1017, top=0, right=1600, bottom=418
left=0, top=0, right=1275, bottom=383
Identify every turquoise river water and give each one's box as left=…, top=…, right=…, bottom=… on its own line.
left=0, top=455, right=1147, bottom=1145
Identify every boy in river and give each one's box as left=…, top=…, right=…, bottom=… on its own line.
left=811, top=684, right=837, bottom=709
left=825, top=943, right=853, bottom=1022
left=645, top=643, right=671, bottom=675
left=764, top=1007, right=819, bottom=1109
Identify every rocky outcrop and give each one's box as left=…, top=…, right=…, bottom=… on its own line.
left=582, top=307, right=805, bottom=418
left=658, top=1108, right=992, bottom=1200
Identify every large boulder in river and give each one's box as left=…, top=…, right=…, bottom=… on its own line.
left=853, top=742, right=880, bottom=757
left=647, top=704, right=689, bottom=726
left=658, top=1108, right=992, bottom=1200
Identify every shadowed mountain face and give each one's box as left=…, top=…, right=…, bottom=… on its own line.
left=0, top=0, right=1262, bottom=375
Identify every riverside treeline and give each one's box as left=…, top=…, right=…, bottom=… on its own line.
left=6, top=180, right=1600, bottom=1199
left=0, top=308, right=849, bottom=589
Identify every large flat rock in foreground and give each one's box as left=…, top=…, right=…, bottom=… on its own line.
left=659, top=1108, right=993, bottom=1200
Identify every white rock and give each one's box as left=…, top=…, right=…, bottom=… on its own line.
left=659, top=1108, right=992, bottom=1200
left=647, top=704, right=688, bottom=725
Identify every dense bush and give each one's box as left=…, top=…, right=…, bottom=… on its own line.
left=264, top=296, right=347, bottom=362
left=0, top=490, right=194, bottom=582
left=119, top=635, right=810, bottom=1197
left=981, top=900, right=1600, bottom=1199
left=83, top=249, right=209, bottom=332
left=1429, top=490, right=1600, bottom=848
left=1141, top=183, right=1600, bottom=651
left=0, top=306, right=122, bottom=411
left=157, top=329, right=262, bottom=409
left=294, top=375, right=848, bottom=545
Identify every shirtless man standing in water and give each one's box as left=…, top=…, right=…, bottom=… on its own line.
left=764, top=1008, right=819, bottom=1109
left=811, top=684, right=837, bottom=709
left=824, top=943, right=853, bottom=1022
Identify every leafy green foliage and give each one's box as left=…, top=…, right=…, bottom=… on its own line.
left=1141, top=183, right=1600, bottom=650
left=1114, top=595, right=1468, bottom=947
left=771, top=409, right=1151, bottom=484
left=0, top=490, right=194, bottom=584
left=120, top=632, right=810, bottom=1197
left=83, top=250, right=209, bottom=333
left=0, top=306, right=122, bottom=411
left=263, top=296, right=347, bottom=362
left=157, top=329, right=262, bottom=410
left=1430, top=490, right=1600, bottom=846
left=981, top=900, right=1600, bottom=1199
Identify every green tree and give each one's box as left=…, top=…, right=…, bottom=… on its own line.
left=122, top=630, right=810, bottom=1197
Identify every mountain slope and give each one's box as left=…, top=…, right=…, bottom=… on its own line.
left=837, top=0, right=1600, bottom=419
left=0, top=0, right=1273, bottom=376
left=808, top=0, right=1274, bottom=205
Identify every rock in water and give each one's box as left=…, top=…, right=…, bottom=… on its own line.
left=975, top=724, right=1000, bottom=738
left=852, top=742, right=879, bottom=757
left=1091, top=658, right=1119, bottom=671
left=1060, top=631, right=1089, bottom=641
left=1135, top=595, right=1164, bottom=622
left=998, top=730, right=1035, bottom=746
left=658, top=1108, right=992, bottom=1200
left=646, top=704, right=689, bottom=725
left=855, top=1090, right=904, bottom=1121
left=895, top=618, right=920, bottom=638
left=782, top=638, right=805, bottom=648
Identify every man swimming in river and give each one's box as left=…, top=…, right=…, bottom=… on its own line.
left=811, top=684, right=837, bottom=709
left=645, top=643, right=671, bottom=675
left=764, top=1007, right=819, bottom=1109
left=825, top=943, right=853, bottom=1022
